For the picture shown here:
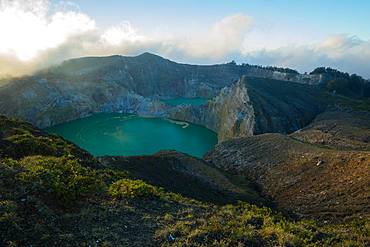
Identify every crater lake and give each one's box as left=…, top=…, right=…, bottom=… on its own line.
left=45, top=113, right=217, bottom=158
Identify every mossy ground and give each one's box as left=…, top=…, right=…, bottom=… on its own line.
left=0, top=115, right=369, bottom=246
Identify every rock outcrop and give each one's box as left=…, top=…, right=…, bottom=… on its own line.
left=242, top=66, right=324, bottom=85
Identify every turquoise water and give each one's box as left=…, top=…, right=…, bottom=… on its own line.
left=162, top=97, right=208, bottom=106
left=45, top=113, right=217, bottom=158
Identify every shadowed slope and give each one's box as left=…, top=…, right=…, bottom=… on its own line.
left=99, top=151, right=264, bottom=205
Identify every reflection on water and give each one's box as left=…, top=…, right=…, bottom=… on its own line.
left=166, top=119, right=189, bottom=128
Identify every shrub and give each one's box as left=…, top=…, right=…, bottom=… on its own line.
left=96, top=168, right=129, bottom=184
left=0, top=200, right=21, bottom=240
left=109, top=179, right=159, bottom=199
left=18, top=156, right=103, bottom=207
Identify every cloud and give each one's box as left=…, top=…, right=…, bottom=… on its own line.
left=0, top=0, right=370, bottom=79
left=0, top=0, right=254, bottom=77
left=101, top=21, right=146, bottom=45
left=242, top=34, right=370, bottom=78
left=177, top=14, right=253, bottom=59
left=0, top=0, right=95, bottom=61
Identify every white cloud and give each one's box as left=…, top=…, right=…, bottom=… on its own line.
left=0, top=1, right=370, bottom=79
left=101, top=21, right=146, bottom=45
left=0, top=0, right=95, bottom=61
left=178, top=14, right=253, bottom=59
left=242, top=34, right=370, bottom=77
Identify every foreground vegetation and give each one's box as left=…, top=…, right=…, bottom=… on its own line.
left=0, top=116, right=369, bottom=246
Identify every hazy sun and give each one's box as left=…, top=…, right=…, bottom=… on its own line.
left=0, top=0, right=95, bottom=61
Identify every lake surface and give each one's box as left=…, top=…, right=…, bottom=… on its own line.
left=161, top=97, right=208, bottom=106
left=46, top=113, right=217, bottom=158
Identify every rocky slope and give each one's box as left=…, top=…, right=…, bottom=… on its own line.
left=291, top=111, right=370, bottom=150
left=205, top=110, right=370, bottom=220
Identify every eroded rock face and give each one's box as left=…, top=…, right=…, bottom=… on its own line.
left=243, top=67, right=324, bottom=85
left=168, top=81, right=255, bottom=142
left=205, top=80, right=255, bottom=141
left=0, top=77, right=171, bottom=127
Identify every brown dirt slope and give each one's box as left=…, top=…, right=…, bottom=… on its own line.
left=205, top=111, right=370, bottom=220
left=291, top=111, right=370, bottom=150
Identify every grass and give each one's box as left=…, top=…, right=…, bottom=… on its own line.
left=18, top=156, right=104, bottom=208
left=155, top=203, right=369, bottom=247
left=109, top=179, right=160, bottom=199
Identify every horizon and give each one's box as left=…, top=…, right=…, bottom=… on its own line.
left=1, top=0, right=370, bottom=78
left=18, top=51, right=370, bottom=80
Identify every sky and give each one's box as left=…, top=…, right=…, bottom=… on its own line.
left=1, top=0, right=370, bottom=78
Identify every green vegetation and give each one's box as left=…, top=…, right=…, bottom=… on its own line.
left=0, top=115, right=369, bottom=246
left=109, top=179, right=160, bottom=199
left=241, top=63, right=299, bottom=74
left=156, top=203, right=369, bottom=247
left=311, top=67, right=370, bottom=99
left=18, top=156, right=103, bottom=208
left=329, top=93, right=370, bottom=112
left=0, top=115, right=95, bottom=165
